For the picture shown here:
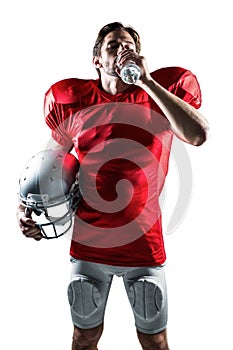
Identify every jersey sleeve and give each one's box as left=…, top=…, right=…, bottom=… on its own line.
left=173, top=70, right=202, bottom=109
left=44, top=87, right=73, bottom=148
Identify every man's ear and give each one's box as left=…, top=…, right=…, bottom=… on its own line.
left=93, top=56, right=102, bottom=69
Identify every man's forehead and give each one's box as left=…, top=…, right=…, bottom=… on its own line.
left=103, top=29, right=134, bottom=44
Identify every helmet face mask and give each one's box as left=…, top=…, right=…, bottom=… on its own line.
left=34, top=204, right=74, bottom=239
left=25, top=194, right=77, bottom=239
left=19, top=149, right=81, bottom=239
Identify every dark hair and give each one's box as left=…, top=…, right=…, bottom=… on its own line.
left=93, top=22, right=141, bottom=57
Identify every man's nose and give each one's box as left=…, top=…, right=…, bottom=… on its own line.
left=117, top=43, right=129, bottom=54
left=117, top=44, right=124, bottom=54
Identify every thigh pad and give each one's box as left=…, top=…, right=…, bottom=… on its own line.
left=127, top=277, right=164, bottom=322
left=68, top=275, right=110, bottom=328
left=68, top=276, right=101, bottom=318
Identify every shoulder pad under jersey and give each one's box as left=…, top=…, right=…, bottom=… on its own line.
left=51, top=78, right=94, bottom=104
left=151, top=67, right=188, bottom=90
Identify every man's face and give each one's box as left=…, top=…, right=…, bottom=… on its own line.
left=98, top=29, right=136, bottom=77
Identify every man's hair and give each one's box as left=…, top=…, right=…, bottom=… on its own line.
left=93, top=22, right=141, bottom=57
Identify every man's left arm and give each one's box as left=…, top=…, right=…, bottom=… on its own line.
left=139, top=73, right=209, bottom=146
left=117, top=50, right=209, bottom=146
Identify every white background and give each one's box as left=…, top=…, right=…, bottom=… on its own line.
left=0, top=0, right=232, bottom=349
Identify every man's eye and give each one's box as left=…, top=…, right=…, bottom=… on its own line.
left=108, top=44, right=119, bottom=50
left=126, top=44, right=134, bottom=50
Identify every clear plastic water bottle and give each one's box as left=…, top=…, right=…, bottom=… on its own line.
left=120, top=60, right=141, bottom=85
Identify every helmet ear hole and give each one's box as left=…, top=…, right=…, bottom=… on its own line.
left=18, top=149, right=81, bottom=239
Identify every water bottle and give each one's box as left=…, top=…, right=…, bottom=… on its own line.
left=120, top=60, right=141, bottom=85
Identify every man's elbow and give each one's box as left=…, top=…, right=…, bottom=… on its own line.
left=192, top=127, right=209, bottom=146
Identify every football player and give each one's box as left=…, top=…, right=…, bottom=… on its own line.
left=17, top=22, right=209, bottom=350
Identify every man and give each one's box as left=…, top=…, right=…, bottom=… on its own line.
left=17, top=22, right=209, bottom=349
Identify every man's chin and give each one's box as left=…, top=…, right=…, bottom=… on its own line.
left=108, top=70, right=119, bottom=78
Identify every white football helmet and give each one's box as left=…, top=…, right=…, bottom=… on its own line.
left=18, top=149, right=81, bottom=239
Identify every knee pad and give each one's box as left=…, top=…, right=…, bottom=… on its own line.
left=68, top=276, right=102, bottom=322
left=127, top=277, right=164, bottom=322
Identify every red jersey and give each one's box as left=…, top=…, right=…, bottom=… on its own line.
left=44, top=67, right=201, bottom=266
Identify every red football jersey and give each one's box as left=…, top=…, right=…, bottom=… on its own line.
left=44, top=67, right=201, bottom=266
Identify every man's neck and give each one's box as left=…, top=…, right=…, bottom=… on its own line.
left=99, top=75, right=130, bottom=95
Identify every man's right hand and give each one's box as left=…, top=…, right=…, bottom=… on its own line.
left=16, top=205, right=43, bottom=241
